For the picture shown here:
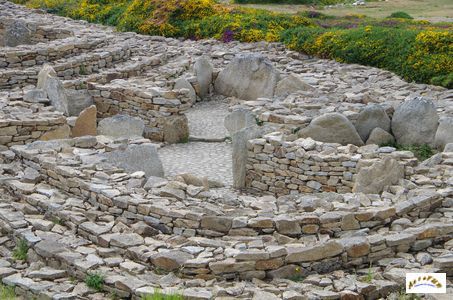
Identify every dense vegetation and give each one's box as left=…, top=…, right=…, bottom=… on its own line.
left=234, top=0, right=344, bottom=4
left=13, top=0, right=453, bottom=88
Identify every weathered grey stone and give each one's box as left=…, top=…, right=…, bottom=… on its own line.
left=97, top=115, right=144, bottom=138
left=23, top=89, right=49, bottom=104
left=193, top=56, right=213, bottom=99
left=37, top=65, right=57, bottom=89
left=150, top=250, right=193, bottom=271
left=445, top=143, right=453, bottom=152
left=65, top=89, right=94, bottom=117
left=215, top=53, right=280, bottom=100
left=42, top=73, right=69, bottom=115
left=102, top=144, right=164, bottom=178
left=174, top=77, right=196, bottom=102
left=5, top=20, right=31, bottom=47
left=353, top=157, right=404, bottom=194
left=392, top=97, right=439, bottom=146
left=355, top=104, right=391, bottom=141
left=299, top=113, right=364, bottom=146
left=366, top=127, right=395, bottom=146
left=162, top=115, right=189, bottom=144
left=232, top=126, right=263, bottom=189
left=434, top=117, right=453, bottom=150
left=224, top=108, right=256, bottom=136
left=286, top=240, right=344, bottom=263
left=274, top=73, right=314, bottom=97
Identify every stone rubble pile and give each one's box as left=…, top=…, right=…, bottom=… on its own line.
left=0, top=0, right=452, bottom=299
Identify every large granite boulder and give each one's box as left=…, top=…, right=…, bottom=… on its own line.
left=193, top=57, right=213, bottom=99
left=392, top=97, right=439, bottom=146
left=274, top=74, right=315, bottom=97
left=224, top=108, right=256, bottom=136
left=162, top=115, right=189, bottom=144
left=366, top=127, right=395, bottom=146
left=215, top=53, right=280, bottom=100
left=353, top=157, right=404, bottom=194
left=102, top=144, right=164, bottom=178
left=97, top=115, right=144, bottom=138
left=434, top=117, right=453, bottom=150
left=5, top=20, right=32, bottom=47
left=355, top=104, right=391, bottom=141
left=298, top=113, right=364, bottom=146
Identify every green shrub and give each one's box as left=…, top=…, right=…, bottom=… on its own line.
left=12, top=239, right=28, bottom=261
left=234, top=0, right=343, bottom=5
left=388, top=11, right=414, bottom=19
left=381, top=142, right=436, bottom=161
left=85, top=272, right=104, bottom=291
left=141, top=289, right=183, bottom=300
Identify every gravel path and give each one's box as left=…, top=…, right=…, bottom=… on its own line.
left=159, top=100, right=233, bottom=186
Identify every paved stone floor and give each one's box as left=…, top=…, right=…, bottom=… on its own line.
left=159, top=100, right=233, bottom=186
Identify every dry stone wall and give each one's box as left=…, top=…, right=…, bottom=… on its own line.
left=246, top=134, right=418, bottom=195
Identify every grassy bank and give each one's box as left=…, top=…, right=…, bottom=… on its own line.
left=13, top=0, right=453, bottom=88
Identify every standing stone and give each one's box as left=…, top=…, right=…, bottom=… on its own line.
left=66, top=89, right=94, bottom=117
left=355, top=104, right=391, bottom=141
left=298, top=113, right=364, bottom=146
left=38, top=65, right=69, bottom=115
left=5, top=20, right=32, bottom=47
left=274, top=73, right=315, bottom=97
left=72, top=105, right=97, bottom=137
left=392, top=97, right=439, bottom=146
left=97, top=115, right=144, bottom=138
left=102, top=144, right=164, bottom=178
left=162, top=115, right=189, bottom=144
left=232, top=126, right=263, bottom=189
left=174, top=77, right=196, bottom=103
left=40, top=124, right=71, bottom=141
left=215, top=53, right=280, bottom=100
left=366, top=127, right=395, bottom=146
left=193, top=57, right=213, bottom=99
left=224, top=108, right=256, bottom=136
left=23, top=89, right=49, bottom=104
left=434, top=117, right=453, bottom=150
left=353, top=157, right=404, bottom=194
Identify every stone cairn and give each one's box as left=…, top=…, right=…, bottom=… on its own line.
left=0, top=1, right=452, bottom=299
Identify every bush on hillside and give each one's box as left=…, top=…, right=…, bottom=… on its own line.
left=388, top=11, right=414, bottom=19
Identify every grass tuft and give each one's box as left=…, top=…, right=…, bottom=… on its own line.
left=85, top=272, right=104, bottom=291
left=141, top=289, right=184, bottom=300
left=12, top=239, right=28, bottom=261
left=0, top=284, right=16, bottom=300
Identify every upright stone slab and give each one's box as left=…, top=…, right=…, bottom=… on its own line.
left=37, top=65, right=69, bottom=115
left=215, top=53, right=280, bottom=100
left=355, top=104, right=391, bottom=141
left=193, top=57, right=213, bottom=100
left=174, top=77, right=196, bottom=103
left=72, top=105, right=97, bottom=137
left=353, top=157, right=404, bottom=194
left=102, top=144, right=164, bottom=178
left=224, top=108, right=256, bottom=136
left=97, top=115, right=144, bottom=138
left=392, top=97, right=439, bottom=146
left=434, top=117, right=453, bottom=150
left=232, top=125, right=263, bottom=189
left=162, top=115, right=189, bottom=144
left=40, top=125, right=71, bottom=141
left=66, top=89, right=94, bottom=117
left=5, top=20, right=31, bottom=47
left=366, top=127, right=395, bottom=146
left=298, top=113, right=364, bottom=146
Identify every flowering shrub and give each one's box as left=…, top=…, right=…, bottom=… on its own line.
left=15, top=0, right=453, bottom=88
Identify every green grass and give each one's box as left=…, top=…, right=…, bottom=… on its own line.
left=364, top=261, right=374, bottom=283
left=85, top=273, right=104, bottom=291
left=0, top=284, right=16, bottom=300
left=141, top=289, right=184, bottom=300
left=12, top=239, right=28, bottom=261
left=382, top=142, right=436, bottom=161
